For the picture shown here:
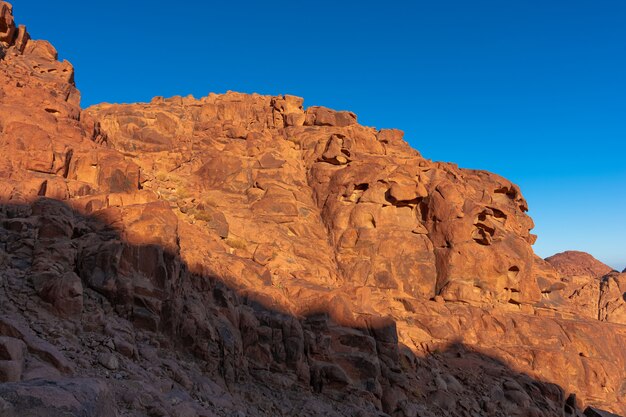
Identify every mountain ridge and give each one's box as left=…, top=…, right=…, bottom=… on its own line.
left=1, top=3, right=625, bottom=417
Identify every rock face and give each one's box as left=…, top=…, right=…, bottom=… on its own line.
left=546, top=251, right=615, bottom=279
left=0, top=3, right=625, bottom=416
left=598, top=271, right=626, bottom=325
left=542, top=251, right=626, bottom=325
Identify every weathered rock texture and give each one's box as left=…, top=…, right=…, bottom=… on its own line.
left=546, top=251, right=615, bottom=280
left=542, top=252, right=626, bottom=325
left=0, top=3, right=625, bottom=417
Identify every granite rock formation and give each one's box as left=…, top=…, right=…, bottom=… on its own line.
left=0, top=3, right=625, bottom=417
left=546, top=251, right=615, bottom=280
left=543, top=252, right=626, bottom=325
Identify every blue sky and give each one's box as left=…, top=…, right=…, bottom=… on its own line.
left=15, top=1, right=626, bottom=270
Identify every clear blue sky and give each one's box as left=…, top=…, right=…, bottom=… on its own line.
left=15, top=1, right=626, bottom=270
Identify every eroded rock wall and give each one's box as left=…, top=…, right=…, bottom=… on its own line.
left=0, top=2, right=625, bottom=416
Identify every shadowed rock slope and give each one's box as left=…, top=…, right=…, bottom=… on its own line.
left=1, top=3, right=625, bottom=416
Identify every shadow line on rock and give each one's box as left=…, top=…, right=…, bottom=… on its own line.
left=0, top=197, right=619, bottom=417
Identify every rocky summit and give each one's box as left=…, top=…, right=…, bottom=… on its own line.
left=546, top=251, right=616, bottom=280
left=0, top=3, right=625, bottom=417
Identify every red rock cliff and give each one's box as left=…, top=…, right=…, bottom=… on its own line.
left=0, top=3, right=625, bottom=416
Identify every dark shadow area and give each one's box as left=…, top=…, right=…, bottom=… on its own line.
left=0, top=197, right=622, bottom=417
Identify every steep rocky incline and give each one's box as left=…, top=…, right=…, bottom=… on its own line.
left=0, top=3, right=625, bottom=417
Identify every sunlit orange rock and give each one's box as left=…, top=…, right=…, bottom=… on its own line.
left=546, top=250, right=615, bottom=279
left=0, top=2, right=624, bottom=416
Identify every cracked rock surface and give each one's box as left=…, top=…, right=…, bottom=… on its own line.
left=0, top=2, right=625, bottom=417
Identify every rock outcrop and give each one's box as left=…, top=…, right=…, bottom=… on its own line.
left=0, top=3, right=625, bottom=416
left=546, top=251, right=615, bottom=279
left=542, top=251, right=626, bottom=325
left=598, top=271, right=626, bottom=325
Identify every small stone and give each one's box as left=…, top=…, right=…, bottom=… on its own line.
left=98, top=352, right=119, bottom=370
left=103, top=338, right=115, bottom=350
left=434, top=375, right=448, bottom=391
left=114, top=337, right=136, bottom=358
left=0, top=360, right=22, bottom=382
left=0, top=336, right=26, bottom=361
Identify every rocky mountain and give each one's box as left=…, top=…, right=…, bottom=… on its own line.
left=0, top=3, right=625, bottom=417
left=546, top=251, right=615, bottom=280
